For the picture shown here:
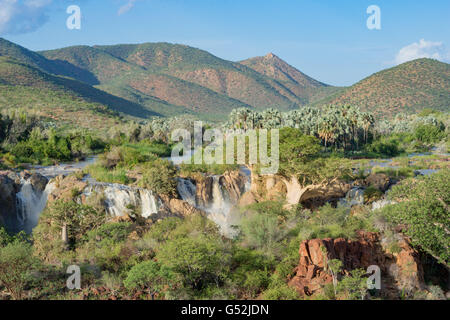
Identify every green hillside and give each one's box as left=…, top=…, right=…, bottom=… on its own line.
left=0, top=57, right=158, bottom=129
left=41, top=43, right=322, bottom=117
left=325, top=58, right=450, bottom=118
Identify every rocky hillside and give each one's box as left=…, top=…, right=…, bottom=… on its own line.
left=2, top=38, right=449, bottom=123
left=41, top=43, right=324, bottom=119
left=240, top=53, right=336, bottom=103
left=323, top=59, right=450, bottom=118
left=0, top=56, right=156, bottom=129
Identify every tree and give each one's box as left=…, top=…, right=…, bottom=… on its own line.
left=124, top=260, right=179, bottom=300
left=276, top=128, right=351, bottom=207
left=45, top=201, right=105, bottom=248
left=140, top=159, right=177, bottom=196
left=327, top=259, right=343, bottom=297
left=381, top=169, right=450, bottom=266
left=156, top=235, right=231, bottom=290
left=338, top=268, right=368, bottom=300
left=0, top=241, right=37, bottom=299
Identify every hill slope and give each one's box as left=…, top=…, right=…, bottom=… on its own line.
left=0, top=57, right=159, bottom=129
left=326, top=58, right=450, bottom=117
left=41, top=43, right=332, bottom=117
left=0, top=38, right=99, bottom=85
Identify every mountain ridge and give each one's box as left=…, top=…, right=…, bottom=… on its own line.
left=1, top=37, right=448, bottom=123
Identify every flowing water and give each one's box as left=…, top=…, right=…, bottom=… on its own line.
left=16, top=180, right=56, bottom=233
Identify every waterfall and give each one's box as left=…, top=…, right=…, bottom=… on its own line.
left=205, top=176, right=237, bottom=237
left=177, top=178, right=197, bottom=206
left=85, top=183, right=159, bottom=218
left=140, top=189, right=159, bottom=218
left=337, top=187, right=365, bottom=208
left=16, top=179, right=56, bottom=233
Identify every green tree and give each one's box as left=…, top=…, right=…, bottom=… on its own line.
left=381, top=169, right=450, bottom=266
left=124, top=260, right=179, bottom=300
left=338, top=268, right=368, bottom=300
left=156, top=235, right=231, bottom=290
left=0, top=241, right=37, bottom=299
left=327, top=259, right=343, bottom=297
left=140, top=159, right=177, bottom=196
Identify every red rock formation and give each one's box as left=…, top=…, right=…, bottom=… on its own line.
left=289, top=231, right=424, bottom=297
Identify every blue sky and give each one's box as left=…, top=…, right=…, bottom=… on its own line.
left=1, top=0, right=449, bottom=86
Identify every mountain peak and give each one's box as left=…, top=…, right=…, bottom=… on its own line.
left=265, top=52, right=277, bottom=59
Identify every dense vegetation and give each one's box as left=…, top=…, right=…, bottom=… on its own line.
left=0, top=35, right=449, bottom=301
left=325, top=59, right=450, bottom=117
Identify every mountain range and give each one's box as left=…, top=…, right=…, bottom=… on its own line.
left=0, top=37, right=448, bottom=126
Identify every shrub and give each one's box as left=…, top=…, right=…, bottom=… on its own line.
left=381, top=169, right=450, bottom=265
left=139, top=159, right=177, bottom=196
left=0, top=241, right=37, bottom=299
left=414, top=124, right=445, bottom=143
left=156, top=235, right=231, bottom=290
left=124, top=260, right=178, bottom=299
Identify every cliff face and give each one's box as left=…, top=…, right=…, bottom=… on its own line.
left=0, top=172, right=19, bottom=232
left=289, top=231, right=425, bottom=298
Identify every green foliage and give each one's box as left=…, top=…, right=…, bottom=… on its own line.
left=381, top=169, right=450, bottom=265
left=124, top=260, right=178, bottom=299
left=262, top=279, right=300, bottom=300
left=139, top=159, right=177, bottom=196
left=414, top=124, right=445, bottom=143
left=33, top=201, right=105, bottom=262
left=156, top=234, right=231, bottom=290
left=0, top=241, right=37, bottom=299
left=338, top=268, right=368, bottom=300
left=297, top=204, right=373, bottom=241
left=365, top=136, right=402, bottom=157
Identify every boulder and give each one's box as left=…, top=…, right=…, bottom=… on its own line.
left=238, top=191, right=258, bottom=207
left=46, top=175, right=88, bottom=204
left=220, top=171, right=247, bottom=203
left=195, top=176, right=214, bottom=207
left=166, top=198, right=206, bottom=218
left=30, top=173, right=49, bottom=192
left=365, top=173, right=391, bottom=192
left=0, top=173, right=19, bottom=232
left=289, top=231, right=424, bottom=298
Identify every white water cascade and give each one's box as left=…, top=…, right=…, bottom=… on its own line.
left=16, top=179, right=56, bottom=233
left=84, top=183, right=160, bottom=218
left=337, top=187, right=365, bottom=208
left=177, top=178, right=197, bottom=207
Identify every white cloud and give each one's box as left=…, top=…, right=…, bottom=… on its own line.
left=118, top=0, right=138, bottom=16
left=0, top=0, right=53, bottom=35
left=395, top=39, right=448, bottom=64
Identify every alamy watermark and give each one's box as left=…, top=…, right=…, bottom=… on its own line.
left=171, top=122, right=279, bottom=175
left=366, top=5, right=381, bottom=30
left=66, top=265, right=81, bottom=290
left=66, top=5, right=81, bottom=30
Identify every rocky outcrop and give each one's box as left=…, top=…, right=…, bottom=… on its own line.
left=220, top=171, right=247, bottom=203
left=289, top=231, right=424, bottom=298
left=191, top=171, right=248, bottom=208
left=160, top=197, right=206, bottom=218
left=30, top=173, right=49, bottom=192
left=0, top=172, right=20, bottom=232
left=195, top=176, right=214, bottom=207
left=365, top=173, right=392, bottom=192
left=46, top=175, right=88, bottom=204
left=247, top=172, right=351, bottom=209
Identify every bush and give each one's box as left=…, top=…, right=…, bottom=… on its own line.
left=139, top=159, right=177, bottom=196
left=156, top=235, right=231, bottom=291
left=124, top=260, right=178, bottom=299
left=262, top=280, right=300, bottom=300
left=365, top=137, right=401, bottom=157
left=381, top=169, right=450, bottom=265
left=0, top=241, right=37, bottom=299
left=414, top=124, right=445, bottom=144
